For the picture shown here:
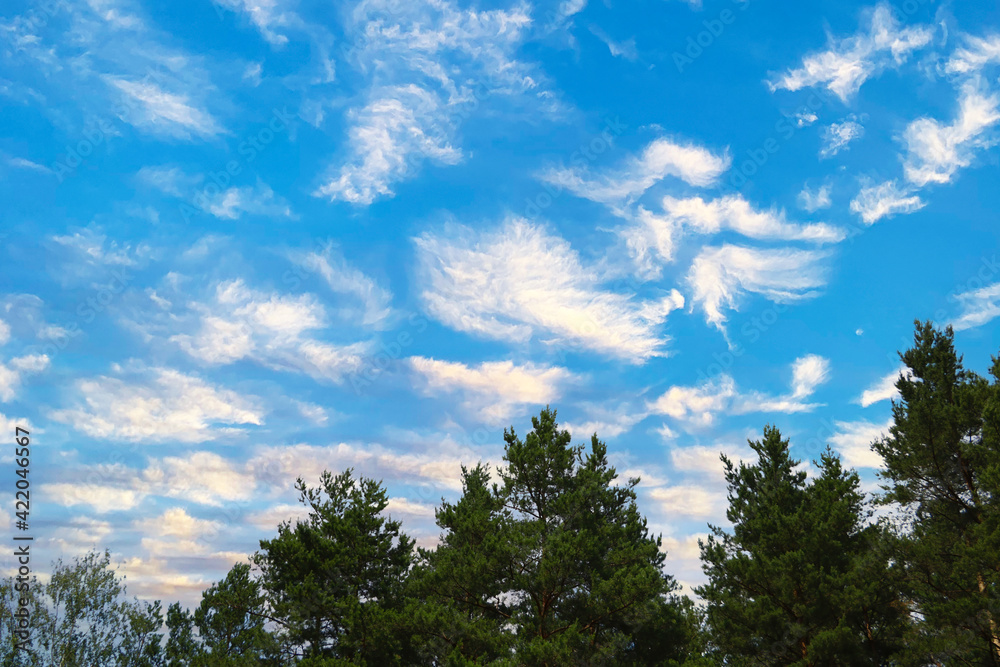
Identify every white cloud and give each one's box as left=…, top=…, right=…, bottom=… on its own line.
left=385, top=497, right=437, bottom=520
left=624, top=194, right=842, bottom=280
left=247, top=502, right=309, bottom=532
left=46, top=517, right=114, bottom=557
left=849, top=179, right=925, bottom=224
left=797, top=183, right=832, bottom=212
left=649, top=485, right=721, bottom=519
left=51, top=226, right=149, bottom=267
left=0, top=320, right=9, bottom=346
left=686, top=244, right=829, bottom=332
left=108, top=77, right=224, bottom=139
left=136, top=165, right=203, bottom=196
left=297, top=401, right=329, bottom=425
left=654, top=194, right=843, bottom=256
left=589, top=26, right=638, bottom=61
left=548, top=0, right=587, bottom=29
left=902, top=83, right=1000, bottom=187
left=562, top=404, right=649, bottom=439
left=795, top=111, right=819, bottom=127
left=315, top=86, right=462, bottom=204
left=661, top=533, right=707, bottom=561
left=790, top=354, right=831, bottom=399
left=145, top=451, right=259, bottom=504
left=44, top=451, right=260, bottom=513
left=538, top=137, right=730, bottom=207
left=316, top=0, right=540, bottom=204
left=213, top=0, right=298, bottom=46
left=945, top=34, right=1000, bottom=75
left=669, top=443, right=755, bottom=483
left=820, top=118, right=865, bottom=158
left=118, top=555, right=225, bottom=606
left=135, top=508, right=222, bottom=541
left=243, top=61, right=263, bottom=85
left=416, top=219, right=684, bottom=362
left=45, top=483, right=146, bottom=513
left=409, top=356, right=575, bottom=423
left=951, top=281, right=1000, bottom=331
left=648, top=355, right=828, bottom=430
left=198, top=181, right=295, bottom=220
left=50, top=366, right=263, bottom=443
left=648, top=376, right=736, bottom=429
left=828, top=418, right=892, bottom=468
left=171, top=280, right=370, bottom=383
left=858, top=367, right=911, bottom=406
left=0, top=0, right=226, bottom=150
left=293, top=245, right=394, bottom=327
left=768, top=3, right=933, bottom=101
left=6, top=156, right=53, bottom=174
left=0, top=354, right=49, bottom=402
left=248, top=439, right=486, bottom=493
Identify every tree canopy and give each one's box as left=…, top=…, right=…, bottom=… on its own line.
left=4, top=321, right=999, bottom=666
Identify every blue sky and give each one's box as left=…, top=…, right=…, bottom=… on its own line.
left=1, top=0, right=999, bottom=605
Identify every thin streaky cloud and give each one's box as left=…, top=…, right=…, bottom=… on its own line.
left=768, top=3, right=933, bottom=101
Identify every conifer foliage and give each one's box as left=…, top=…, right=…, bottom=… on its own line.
left=408, top=408, right=693, bottom=665
left=873, top=322, right=1000, bottom=665
left=696, top=427, right=908, bottom=665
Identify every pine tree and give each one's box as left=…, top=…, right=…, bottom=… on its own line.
left=697, top=426, right=908, bottom=665
left=252, top=470, right=416, bottom=665
left=873, top=322, right=1000, bottom=665
left=412, top=408, right=695, bottom=665
left=405, top=463, right=516, bottom=664
left=190, top=562, right=284, bottom=665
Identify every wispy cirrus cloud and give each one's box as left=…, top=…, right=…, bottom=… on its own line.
left=625, top=194, right=843, bottom=280
left=415, top=218, right=685, bottom=362
left=212, top=0, right=301, bottom=47
left=945, top=34, right=1000, bottom=75
left=686, top=244, right=830, bottom=333
left=797, top=183, right=832, bottom=212
left=107, top=77, right=224, bottom=139
left=827, top=418, right=892, bottom=468
left=820, top=117, right=865, bottom=158
left=538, top=137, right=730, bottom=208
left=848, top=81, right=998, bottom=225
left=290, top=245, right=394, bottom=328
left=0, top=0, right=227, bottom=140
left=50, top=225, right=151, bottom=269
left=137, top=166, right=293, bottom=220
left=201, top=181, right=296, bottom=220
left=849, top=179, right=925, bottom=224
left=901, top=83, right=1000, bottom=187
left=950, top=281, right=1000, bottom=331
left=647, top=355, right=830, bottom=430
left=857, top=366, right=912, bottom=406
left=768, top=3, right=933, bottom=101
left=50, top=364, right=264, bottom=443
left=588, top=25, right=638, bottom=61
left=168, top=279, right=371, bottom=383
left=315, top=0, right=545, bottom=205
left=315, top=86, right=462, bottom=204
left=409, top=356, right=576, bottom=424
left=5, top=155, right=53, bottom=174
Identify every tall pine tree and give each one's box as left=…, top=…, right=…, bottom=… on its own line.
left=697, top=426, right=908, bottom=665
left=873, top=322, right=1000, bottom=665
left=252, top=470, right=416, bottom=665
left=410, top=408, right=695, bottom=666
